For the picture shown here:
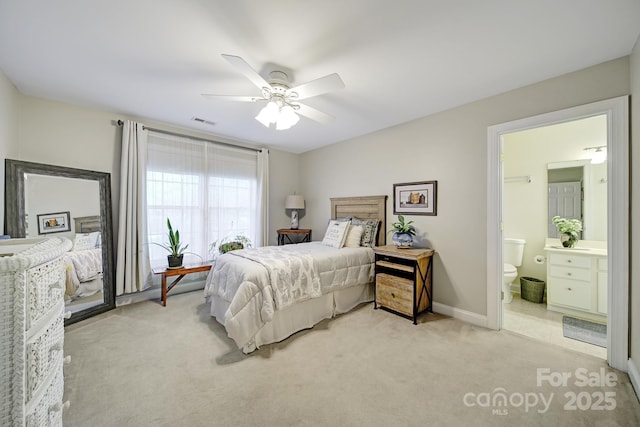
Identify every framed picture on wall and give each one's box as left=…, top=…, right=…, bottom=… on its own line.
left=393, top=181, right=437, bottom=216
left=37, top=211, right=71, bottom=234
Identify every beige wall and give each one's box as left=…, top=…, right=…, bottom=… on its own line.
left=0, top=70, right=20, bottom=231
left=268, top=149, right=303, bottom=245
left=17, top=96, right=123, bottom=232
left=300, top=57, right=630, bottom=316
left=630, top=37, right=640, bottom=371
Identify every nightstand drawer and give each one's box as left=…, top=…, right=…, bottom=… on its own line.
left=376, top=273, right=413, bottom=316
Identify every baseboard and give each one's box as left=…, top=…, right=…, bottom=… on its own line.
left=116, top=280, right=205, bottom=307
left=628, top=357, right=640, bottom=402
left=433, top=302, right=487, bottom=328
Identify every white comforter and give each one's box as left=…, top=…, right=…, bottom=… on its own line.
left=64, top=248, right=103, bottom=297
left=204, top=242, right=374, bottom=348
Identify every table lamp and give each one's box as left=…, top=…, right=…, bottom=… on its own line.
left=285, top=194, right=305, bottom=229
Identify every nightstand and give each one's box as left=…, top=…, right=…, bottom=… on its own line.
left=277, top=229, right=312, bottom=245
left=373, top=245, right=435, bottom=324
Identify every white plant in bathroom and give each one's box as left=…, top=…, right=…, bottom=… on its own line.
left=552, top=216, right=583, bottom=248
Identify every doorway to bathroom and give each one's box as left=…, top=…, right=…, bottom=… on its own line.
left=502, top=115, right=607, bottom=359
left=486, top=96, right=629, bottom=371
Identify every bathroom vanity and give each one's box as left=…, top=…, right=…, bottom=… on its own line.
left=544, top=242, right=607, bottom=323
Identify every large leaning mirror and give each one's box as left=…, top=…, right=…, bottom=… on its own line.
left=4, top=159, right=115, bottom=325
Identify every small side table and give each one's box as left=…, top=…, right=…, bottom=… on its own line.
left=152, top=263, right=212, bottom=307
left=373, top=245, right=435, bottom=324
left=277, top=229, right=312, bottom=245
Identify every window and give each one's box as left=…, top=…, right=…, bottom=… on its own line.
left=146, top=131, right=261, bottom=268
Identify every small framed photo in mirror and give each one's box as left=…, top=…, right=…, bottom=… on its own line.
left=37, top=211, right=71, bottom=234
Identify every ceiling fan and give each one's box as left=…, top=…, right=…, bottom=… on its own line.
left=202, top=54, right=345, bottom=130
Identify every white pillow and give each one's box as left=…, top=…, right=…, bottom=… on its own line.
left=322, top=220, right=351, bottom=248
left=74, top=232, right=101, bottom=251
left=344, top=225, right=364, bottom=248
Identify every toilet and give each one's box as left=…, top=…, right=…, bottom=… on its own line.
left=503, top=238, right=526, bottom=303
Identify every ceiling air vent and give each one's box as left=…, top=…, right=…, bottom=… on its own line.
left=191, top=117, right=216, bottom=126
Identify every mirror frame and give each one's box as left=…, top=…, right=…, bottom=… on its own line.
left=4, top=159, right=115, bottom=324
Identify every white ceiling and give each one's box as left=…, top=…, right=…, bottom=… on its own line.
left=1, top=1, right=639, bottom=153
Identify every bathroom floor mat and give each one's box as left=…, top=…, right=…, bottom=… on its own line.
left=562, top=316, right=606, bottom=348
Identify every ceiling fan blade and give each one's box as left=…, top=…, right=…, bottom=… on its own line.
left=296, top=103, right=334, bottom=124
left=201, top=94, right=265, bottom=102
left=287, top=73, right=344, bottom=100
left=221, top=54, right=271, bottom=92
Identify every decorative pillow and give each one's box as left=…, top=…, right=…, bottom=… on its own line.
left=351, top=218, right=380, bottom=247
left=73, top=232, right=101, bottom=251
left=322, top=220, right=351, bottom=248
left=344, top=225, right=364, bottom=248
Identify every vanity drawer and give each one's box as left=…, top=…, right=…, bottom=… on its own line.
left=376, top=273, right=413, bottom=316
left=549, top=265, right=591, bottom=282
left=548, top=278, right=591, bottom=310
left=548, top=253, right=591, bottom=269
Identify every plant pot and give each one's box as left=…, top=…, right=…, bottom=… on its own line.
left=392, top=232, right=413, bottom=248
left=167, top=254, right=184, bottom=268
left=560, top=233, right=578, bottom=248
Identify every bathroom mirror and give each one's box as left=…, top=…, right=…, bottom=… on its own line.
left=547, top=159, right=607, bottom=241
left=4, top=159, right=115, bottom=325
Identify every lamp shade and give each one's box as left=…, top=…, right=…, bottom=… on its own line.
left=285, top=194, right=305, bottom=210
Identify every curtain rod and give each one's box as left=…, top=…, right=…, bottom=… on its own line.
left=116, top=120, right=262, bottom=153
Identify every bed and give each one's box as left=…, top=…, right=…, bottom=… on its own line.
left=64, top=216, right=103, bottom=302
left=204, top=195, right=387, bottom=353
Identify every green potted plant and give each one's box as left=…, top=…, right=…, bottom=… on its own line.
left=389, top=215, right=416, bottom=248
left=154, top=218, right=189, bottom=268
left=552, top=215, right=583, bottom=248
left=210, top=234, right=252, bottom=256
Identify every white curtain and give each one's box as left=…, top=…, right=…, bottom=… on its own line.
left=257, top=148, right=269, bottom=246
left=146, top=131, right=268, bottom=270
left=115, top=121, right=152, bottom=295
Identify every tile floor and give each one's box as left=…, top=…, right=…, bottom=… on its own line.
left=502, top=293, right=607, bottom=359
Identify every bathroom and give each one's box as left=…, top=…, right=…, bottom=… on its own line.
left=501, top=114, right=608, bottom=358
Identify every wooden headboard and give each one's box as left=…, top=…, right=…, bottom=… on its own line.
left=73, top=215, right=101, bottom=233
left=330, top=195, right=388, bottom=246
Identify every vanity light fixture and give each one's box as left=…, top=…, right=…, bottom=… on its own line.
left=584, top=145, right=607, bottom=164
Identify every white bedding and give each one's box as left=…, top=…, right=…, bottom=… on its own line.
left=204, top=242, right=374, bottom=350
left=64, top=248, right=103, bottom=299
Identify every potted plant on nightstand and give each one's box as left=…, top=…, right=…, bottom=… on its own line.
left=552, top=215, right=583, bottom=248
left=154, top=218, right=189, bottom=268
left=389, top=215, right=416, bottom=248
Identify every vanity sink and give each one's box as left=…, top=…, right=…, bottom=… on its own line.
left=545, top=244, right=607, bottom=257
left=549, top=245, right=591, bottom=250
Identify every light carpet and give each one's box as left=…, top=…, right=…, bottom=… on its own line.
left=63, top=290, right=640, bottom=426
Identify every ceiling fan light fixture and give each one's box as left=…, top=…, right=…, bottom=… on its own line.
left=255, top=98, right=300, bottom=130
left=276, top=105, right=300, bottom=130
left=255, top=100, right=279, bottom=127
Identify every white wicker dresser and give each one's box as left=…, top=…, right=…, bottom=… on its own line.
left=0, top=237, right=73, bottom=427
